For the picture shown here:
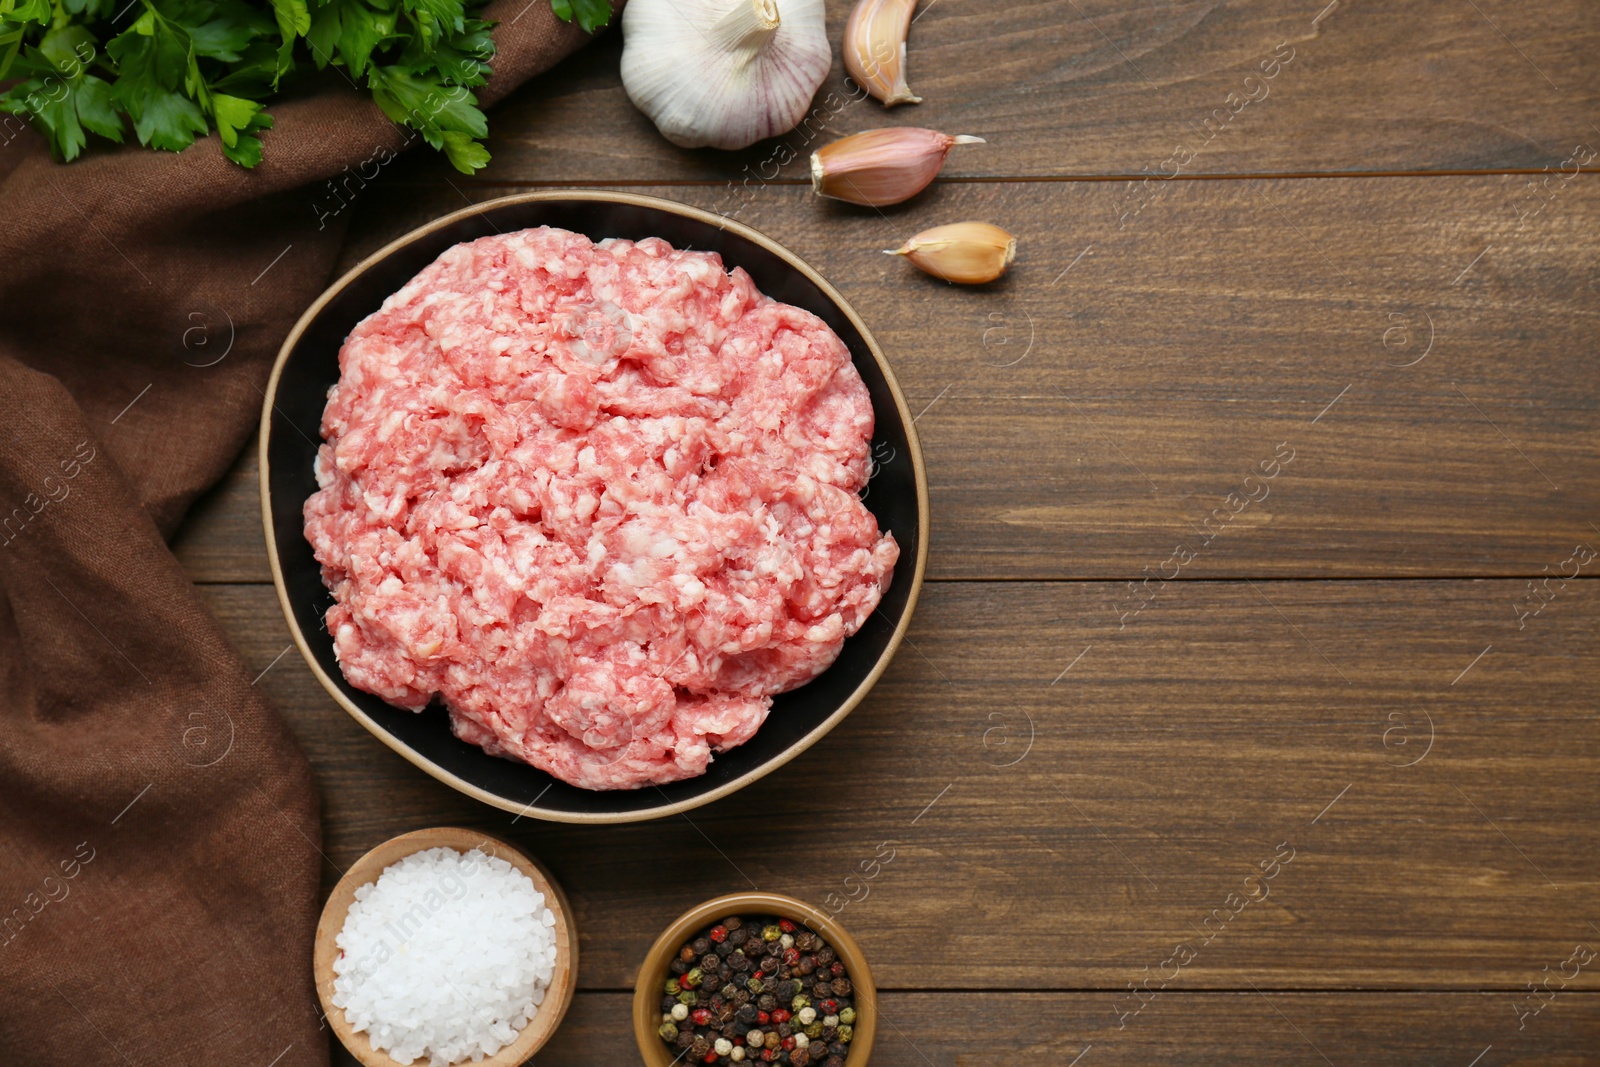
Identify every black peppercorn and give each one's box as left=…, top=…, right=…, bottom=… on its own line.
left=659, top=916, right=858, bottom=1066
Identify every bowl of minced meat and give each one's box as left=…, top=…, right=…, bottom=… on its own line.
left=263, top=193, right=928, bottom=823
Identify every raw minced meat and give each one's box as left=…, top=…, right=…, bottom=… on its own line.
left=304, top=226, right=899, bottom=790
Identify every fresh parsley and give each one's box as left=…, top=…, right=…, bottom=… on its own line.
left=0, top=0, right=607, bottom=172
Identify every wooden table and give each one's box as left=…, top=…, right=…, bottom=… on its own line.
left=173, top=1, right=1600, bottom=1061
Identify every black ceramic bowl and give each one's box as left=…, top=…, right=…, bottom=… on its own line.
left=261, top=192, right=928, bottom=824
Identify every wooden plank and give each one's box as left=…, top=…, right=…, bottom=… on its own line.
left=200, top=578, right=1600, bottom=992
left=176, top=174, right=1600, bottom=581
left=174, top=440, right=265, bottom=582
left=365, top=0, right=1600, bottom=186
left=418, top=991, right=1599, bottom=1067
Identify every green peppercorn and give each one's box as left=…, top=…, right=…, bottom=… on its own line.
left=791, top=994, right=810, bottom=1011
left=804, top=1022, right=823, bottom=1040
left=658, top=1022, right=678, bottom=1041
left=685, top=967, right=703, bottom=986
left=664, top=978, right=681, bottom=995
left=838, top=1025, right=853, bottom=1043
left=762, top=924, right=782, bottom=942
left=677, top=990, right=698, bottom=1006
left=747, top=978, right=764, bottom=994
left=839, top=1007, right=856, bottom=1025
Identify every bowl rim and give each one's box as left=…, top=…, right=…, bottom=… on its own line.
left=631, top=891, right=876, bottom=1067
left=312, top=826, right=578, bottom=1067
left=260, top=189, right=930, bottom=824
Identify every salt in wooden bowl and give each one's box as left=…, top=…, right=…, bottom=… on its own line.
left=313, top=827, right=578, bottom=1067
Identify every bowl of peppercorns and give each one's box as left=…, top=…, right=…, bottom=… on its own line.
left=633, top=892, right=876, bottom=1067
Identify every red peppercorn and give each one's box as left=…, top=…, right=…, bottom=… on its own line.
left=757, top=1011, right=770, bottom=1024
left=819, top=998, right=839, bottom=1015
left=779, top=919, right=797, bottom=933
left=762, top=1051, right=779, bottom=1062
left=830, top=961, right=844, bottom=977
left=691, top=1008, right=713, bottom=1026
left=703, top=1053, right=717, bottom=1064
left=771, top=1009, right=791, bottom=1024
left=782, top=948, right=800, bottom=966
left=783, top=1036, right=797, bottom=1050
left=709, top=925, right=728, bottom=943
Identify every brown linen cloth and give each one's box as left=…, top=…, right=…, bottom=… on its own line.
left=0, top=5, right=613, bottom=1063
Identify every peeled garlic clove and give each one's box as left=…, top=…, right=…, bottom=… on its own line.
left=885, top=222, right=1017, bottom=284
left=811, top=128, right=984, bottom=206
left=621, top=0, right=833, bottom=150
left=844, top=0, right=921, bottom=106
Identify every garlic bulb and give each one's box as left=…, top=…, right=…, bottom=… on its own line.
left=621, top=0, right=832, bottom=150
left=812, top=127, right=984, bottom=206
left=886, top=222, right=1017, bottom=284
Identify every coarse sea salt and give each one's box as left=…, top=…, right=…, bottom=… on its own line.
left=331, top=846, right=558, bottom=1066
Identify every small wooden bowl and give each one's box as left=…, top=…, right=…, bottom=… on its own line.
left=314, top=827, right=578, bottom=1067
left=633, top=892, right=876, bottom=1067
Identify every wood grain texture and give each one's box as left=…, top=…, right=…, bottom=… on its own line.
left=199, top=579, right=1600, bottom=992
left=359, top=0, right=1600, bottom=188
left=175, top=10, right=1600, bottom=1058
left=500, top=992, right=1600, bottom=1067
left=177, top=175, right=1600, bottom=582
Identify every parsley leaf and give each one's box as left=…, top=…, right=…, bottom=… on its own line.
left=0, top=0, right=611, bottom=169
left=549, top=0, right=609, bottom=34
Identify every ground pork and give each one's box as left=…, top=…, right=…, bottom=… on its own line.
left=304, top=226, right=898, bottom=790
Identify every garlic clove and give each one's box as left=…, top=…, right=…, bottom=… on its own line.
left=885, top=222, right=1017, bottom=284
left=811, top=128, right=984, bottom=207
left=843, top=0, right=921, bottom=107
left=621, top=0, right=833, bottom=151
